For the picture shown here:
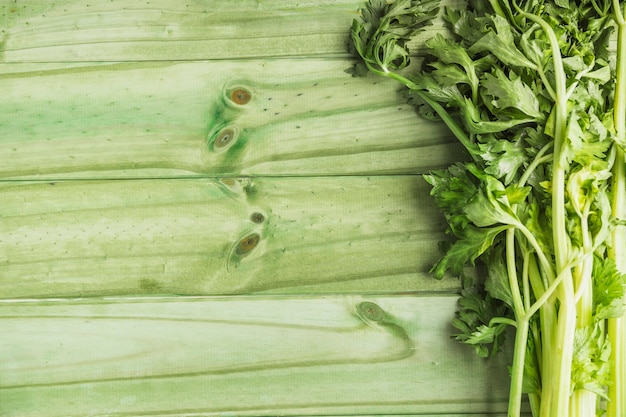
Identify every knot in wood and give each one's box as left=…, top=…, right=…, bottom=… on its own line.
left=229, top=87, right=252, bottom=105
left=357, top=301, right=385, bottom=323
left=235, top=233, right=261, bottom=255
left=213, top=127, right=237, bottom=151
left=250, top=212, right=265, bottom=224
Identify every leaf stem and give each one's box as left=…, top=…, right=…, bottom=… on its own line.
left=517, top=142, right=553, bottom=188
left=528, top=254, right=557, bottom=416
left=571, top=209, right=596, bottom=416
left=525, top=251, right=593, bottom=321
left=507, top=229, right=525, bottom=318
left=608, top=2, right=626, bottom=416
left=363, top=62, right=478, bottom=160
left=519, top=10, right=576, bottom=417
left=506, top=228, right=527, bottom=417
left=508, top=318, right=530, bottom=417
left=489, top=316, right=519, bottom=328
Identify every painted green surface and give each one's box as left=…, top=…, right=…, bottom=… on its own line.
left=0, top=0, right=520, bottom=415
left=0, top=295, right=518, bottom=416
left=0, top=60, right=463, bottom=178
left=0, top=0, right=464, bottom=62
left=0, top=176, right=457, bottom=297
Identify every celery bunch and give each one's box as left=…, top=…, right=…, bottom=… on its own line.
left=349, top=1, right=626, bottom=416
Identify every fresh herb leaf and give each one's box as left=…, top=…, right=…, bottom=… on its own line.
left=593, top=257, right=626, bottom=320
left=350, top=0, right=440, bottom=75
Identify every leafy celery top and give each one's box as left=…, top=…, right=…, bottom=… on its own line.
left=349, top=1, right=626, bottom=416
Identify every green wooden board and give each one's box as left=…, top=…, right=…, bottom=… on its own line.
left=0, top=0, right=465, bottom=62
left=1, top=176, right=458, bottom=298
left=0, top=295, right=519, bottom=417
left=0, top=60, right=463, bottom=179
left=0, top=0, right=525, bottom=415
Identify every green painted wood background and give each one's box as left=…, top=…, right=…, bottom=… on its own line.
left=0, top=1, right=528, bottom=415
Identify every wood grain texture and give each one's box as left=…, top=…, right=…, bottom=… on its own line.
left=0, top=295, right=517, bottom=417
left=0, top=0, right=464, bottom=63
left=0, top=176, right=459, bottom=298
left=0, top=60, right=465, bottom=179
left=0, top=0, right=524, bottom=415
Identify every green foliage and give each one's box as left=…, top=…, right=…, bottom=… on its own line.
left=452, top=276, right=512, bottom=358
left=593, top=257, right=626, bottom=320
left=349, top=0, right=626, bottom=415
left=349, top=0, right=440, bottom=76
left=571, top=324, right=612, bottom=397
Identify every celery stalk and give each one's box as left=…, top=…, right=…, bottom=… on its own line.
left=609, top=2, right=626, bottom=416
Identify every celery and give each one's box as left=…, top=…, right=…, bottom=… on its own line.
left=608, top=2, right=626, bottom=416
left=349, top=0, right=626, bottom=416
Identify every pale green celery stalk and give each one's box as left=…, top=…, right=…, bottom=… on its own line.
left=519, top=10, right=577, bottom=417
left=527, top=254, right=558, bottom=416
left=508, top=146, right=555, bottom=417
left=571, top=210, right=596, bottom=416
left=569, top=130, right=597, bottom=414
left=504, top=216, right=568, bottom=417
left=607, top=313, right=625, bottom=417
left=608, top=2, right=626, bottom=416
left=521, top=256, right=540, bottom=417
left=506, top=228, right=529, bottom=417
left=518, top=147, right=555, bottom=417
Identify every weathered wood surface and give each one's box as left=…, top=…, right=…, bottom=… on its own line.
left=0, top=60, right=463, bottom=179
left=0, top=176, right=457, bottom=298
left=0, top=0, right=524, bottom=415
left=0, top=0, right=464, bottom=63
left=0, top=295, right=519, bottom=417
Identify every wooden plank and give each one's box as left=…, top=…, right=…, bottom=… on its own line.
left=0, top=0, right=463, bottom=63
left=0, top=294, right=519, bottom=416
left=0, top=176, right=459, bottom=298
left=0, top=60, right=464, bottom=179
